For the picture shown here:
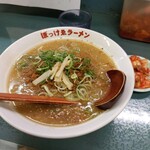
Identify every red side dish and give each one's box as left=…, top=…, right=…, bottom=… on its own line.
left=129, top=55, right=150, bottom=89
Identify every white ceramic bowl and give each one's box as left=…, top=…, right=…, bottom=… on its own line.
left=0, top=27, right=134, bottom=139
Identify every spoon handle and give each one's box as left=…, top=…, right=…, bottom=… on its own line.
left=0, top=93, right=77, bottom=104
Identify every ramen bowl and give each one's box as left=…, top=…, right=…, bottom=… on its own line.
left=0, top=27, right=134, bottom=139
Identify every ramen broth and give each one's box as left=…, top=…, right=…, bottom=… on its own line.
left=8, top=39, right=116, bottom=126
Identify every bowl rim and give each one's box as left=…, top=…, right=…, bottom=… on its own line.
left=0, top=27, right=134, bottom=139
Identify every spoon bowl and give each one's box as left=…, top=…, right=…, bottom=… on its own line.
left=94, top=70, right=126, bottom=109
